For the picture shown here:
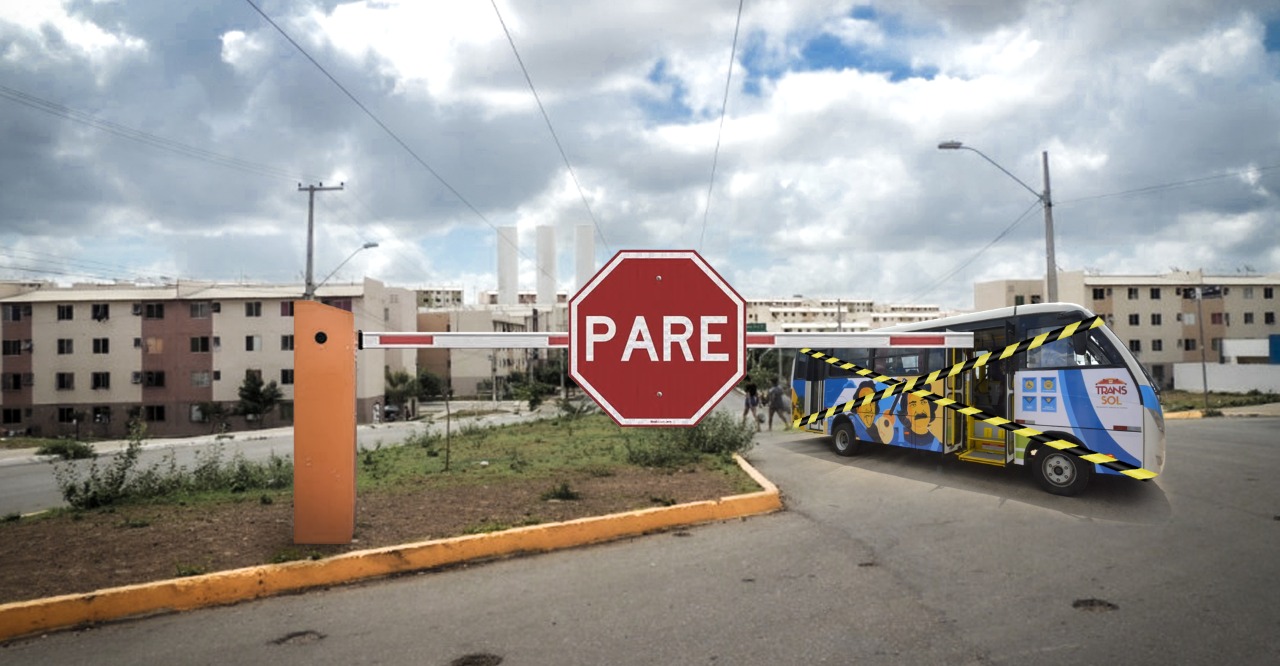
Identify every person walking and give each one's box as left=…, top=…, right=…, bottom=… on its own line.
left=766, top=378, right=789, bottom=430
left=742, top=379, right=761, bottom=431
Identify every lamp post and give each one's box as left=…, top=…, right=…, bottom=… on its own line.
left=938, top=141, right=1058, bottom=302
left=315, top=242, right=379, bottom=293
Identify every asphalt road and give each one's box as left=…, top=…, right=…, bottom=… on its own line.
left=4, top=417, right=1278, bottom=665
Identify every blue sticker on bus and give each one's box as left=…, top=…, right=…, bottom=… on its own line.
left=1041, top=378, right=1056, bottom=393
left=1022, top=396, right=1037, bottom=411
left=1023, top=378, right=1037, bottom=393
left=1041, top=396, right=1057, bottom=412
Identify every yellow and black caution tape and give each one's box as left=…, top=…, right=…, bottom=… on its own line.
left=794, top=315, right=1104, bottom=428
left=791, top=317, right=1158, bottom=480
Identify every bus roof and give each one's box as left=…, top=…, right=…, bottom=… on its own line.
left=878, top=302, right=1099, bottom=332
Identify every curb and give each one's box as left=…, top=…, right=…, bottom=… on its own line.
left=0, top=453, right=781, bottom=643
left=1163, top=410, right=1204, bottom=420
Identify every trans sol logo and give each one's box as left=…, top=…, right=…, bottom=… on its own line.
left=1094, top=377, right=1129, bottom=406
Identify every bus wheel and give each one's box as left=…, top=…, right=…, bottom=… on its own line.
left=831, top=421, right=862, bottom=457
left=1029, top=445, right=1093, bottom=496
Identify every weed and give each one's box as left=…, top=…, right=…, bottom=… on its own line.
left=541, top=481, right=581, bottom=501
left=649, top=495, right=677, bottom=506
left=507, top=448, right=529, bottom=473
left=174, top=562, right=209, bottom=577
left=1203, top=408, right=1224, bottom=417
left=270, top=547, right=324, bottom=563
left=117, top=517, right=151, bottom=529
left=2, top=512, right=19, bottom=522
left=260, top=494, right=274, bottom=505
left=36, top=440, right=96, bottom=460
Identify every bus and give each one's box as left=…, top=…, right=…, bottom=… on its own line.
left=791, top=303, right=1166, bottom=496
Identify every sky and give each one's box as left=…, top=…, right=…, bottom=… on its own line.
left=1, top=0, right=1278, bottom=309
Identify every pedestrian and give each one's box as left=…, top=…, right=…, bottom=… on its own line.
left=742, top=379, right=761, bottom=431
left=766, top=378, right=789, bottom=430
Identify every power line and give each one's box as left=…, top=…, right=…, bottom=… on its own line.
left=697, top=0, right=746, bottom=251
left=245, top=0, right=559, bottom=287
left=0, top=84, right=323, bottom=183
left=490, top=0, right=610, bottom=254
left=1057, top=163, right=1280, bottom=206
left=905, top=200, right=1041, bottom=304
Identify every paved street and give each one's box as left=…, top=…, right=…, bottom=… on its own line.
left=4, top=414, right=1278, bottom=664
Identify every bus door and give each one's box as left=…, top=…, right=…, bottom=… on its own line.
left=960, top=324, right=1013, bottom=466
left=794, top=351, right=827, bottom=433
left=942, top=345, right=965, bottom=455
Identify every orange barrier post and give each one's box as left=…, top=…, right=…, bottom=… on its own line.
left=293, top=300, right=356, bottom=544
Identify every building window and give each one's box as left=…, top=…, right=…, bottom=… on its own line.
left=1127, top=288, right=1139, bottom=300
left=2, top=409, right=20, bottom=424
left=1266, top=287, right=1274, bottom=299
left=1129, top=340, right=1141, bottom=352
left=281, top=334, right=294, bottom=351
left=91, top=372, right=110, bottom=390
left=92, top=406, right=111, bottom=424
left=321, top=297, right=352, bottom=312
left=1, top=340, right=20, bottom=356
left=1183, top=338, right=1197, bottom=351
left=213, top=370, right=221, bottom=381
left=57, top=304, right=74, bottom=321
left=278, top=402, right=294, bottom=421
left=57, top=338, right=73, bottom=355
left=191, top=336, right=211, bottom=353
left=1092, top=288, right=1106, bottom=300
left=91, top=303, right=110, bottom=321
left=190, top=302, right=211, bottom=319
left=143, top=303, right=165, bottom=319
left=1244, top=287, right=1254, bottom=299
left=281, top=369, right=294, bottom=385
left=1014, top=295, right=1025, bottom=306
left=1150, top=288, right=1161, bottom=300
left=245, top=369, right=263, bottom=383
left=1128, top=314, right=1140, bottom=326
left=3, top=374, right=20, bottom=391
left=245, top=335, right=262, bottom=352
left=1244, top=312, right=1254, bottom=324
left=144, top=405, right=166, bottom=422
left=56, top=373, right=75, bottom=390
left=1152, top=339, right=1163, bottom=352
left=1267, top=312, right=1276, bottom=325
left=191, top=371, right=212, bottom=388
left=280, top=301, right=294, bottom=317
left=143, top=371, right=166, bottom=388
left=1211, top=313, right=1224, bottom=325
left=57, top=407, right=77, bottom=423
left=93, top=338, right=110, bottom=354
left=146, top=337, right=164, bottom=354
left=245, top=301, right=262, bottom=317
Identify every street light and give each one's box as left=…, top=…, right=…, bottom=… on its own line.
left=938, top=141, right=1058, bottom=302
left=315, top=242, right=379, bottom=292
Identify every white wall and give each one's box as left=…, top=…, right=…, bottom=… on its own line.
left=1173, top=363, right=1280, bottom=393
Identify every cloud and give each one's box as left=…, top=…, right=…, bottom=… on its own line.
left=0, top=0, right=1277, bottom=311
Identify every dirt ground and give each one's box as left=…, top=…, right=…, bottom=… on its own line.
left=0, top=466, right=750, bottom=605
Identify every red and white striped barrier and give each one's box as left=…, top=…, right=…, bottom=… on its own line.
left=360, top=330, right=972, bottom=350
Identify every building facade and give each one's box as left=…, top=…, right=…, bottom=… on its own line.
left=0, top=279, right=416, bottom=438
left=744, top=297, right=954, bottom=333
left=976, top=270, right=1280, bottom=388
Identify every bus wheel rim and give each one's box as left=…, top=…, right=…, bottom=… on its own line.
left=1043, top=452, right=1075, bottom=486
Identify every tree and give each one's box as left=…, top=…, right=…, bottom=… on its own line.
left=385, top=368, right=418, bottom=414
left=416, top=369, right=445, bottom=400
left=237, top=371, right=282, bottom=428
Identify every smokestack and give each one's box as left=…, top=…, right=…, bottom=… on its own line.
left=497, top=226, right=517, bottom=306
left=575, top=224, right=595, bottom=291
left=537, top=225, right=555, bottom=306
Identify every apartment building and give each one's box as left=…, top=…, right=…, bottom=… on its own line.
left=744, top=297, right=953, bottom=333
left=976, top=270, right=1280, bottom=388
left=0, top=279, right=416, bottom=439
left=416, top=304, right=564, bottom=399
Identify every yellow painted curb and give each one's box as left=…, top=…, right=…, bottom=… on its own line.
left=0, top=454, right=781, bottom=643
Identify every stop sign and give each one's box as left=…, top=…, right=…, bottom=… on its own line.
left=570, top=250, right=745, bottom=426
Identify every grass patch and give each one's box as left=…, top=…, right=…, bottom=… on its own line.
left=541, top=482, right=581, bottom=501
left=1161, top=390, right=1280, bottom=412
left=36, top=440, right=96, bottom=460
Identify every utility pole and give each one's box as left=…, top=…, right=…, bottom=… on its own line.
left=299, top=182, right=345, bottom=300
left=1041, top=151, right=1058, bottom=302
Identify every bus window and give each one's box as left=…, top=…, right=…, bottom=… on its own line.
left=830, top=349, right=872, bottom=378
left=1026, top=327, right=1120, bottom=368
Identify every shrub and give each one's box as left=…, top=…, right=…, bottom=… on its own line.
left=541, top=481, right=581, bottom=501
left=37, top=440, right=96, bottom=460
left=623, top=412, right=756, bottom=468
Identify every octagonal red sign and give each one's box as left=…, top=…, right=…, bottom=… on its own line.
left=569, top=250, right=745, bottom=426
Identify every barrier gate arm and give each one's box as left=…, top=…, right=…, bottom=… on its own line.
left=358, top=330, right=974, bottom=350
